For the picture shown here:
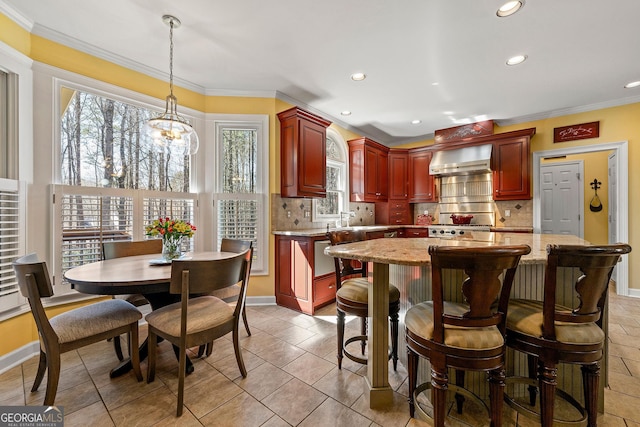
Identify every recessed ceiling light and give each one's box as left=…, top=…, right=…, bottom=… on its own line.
left=411, top=120, right=422, bottom=125
left=443, top=111, right=454, bottom=115
left=497, top=1, right=524, bottom=17
left=432, top=82, right=440, bottom=86
left=506, top=55, right=527, bottom=66
left=341, top=110, right=352, bottom=116
left=624, top=80, right=640, bottom=88
left=350, top=72, right=366, bottom=81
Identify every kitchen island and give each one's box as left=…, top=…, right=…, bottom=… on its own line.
left=325, top=232, right=607, bottom=412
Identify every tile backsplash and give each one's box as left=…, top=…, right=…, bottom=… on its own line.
left=272, top=194, right=375, bottom=231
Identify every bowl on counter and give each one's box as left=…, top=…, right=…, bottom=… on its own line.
left=450, top=214, right=474, bottom=224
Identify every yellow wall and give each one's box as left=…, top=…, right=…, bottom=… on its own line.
left=1, top=11, right=639, bottom=358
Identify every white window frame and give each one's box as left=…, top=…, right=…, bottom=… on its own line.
left=48, top=76, right=203, bottom=295
left=312, top=128, right=349, bottom=222
left=210, top=115, right=269, bottom=275
left=0, top=40, right=32, bottom=318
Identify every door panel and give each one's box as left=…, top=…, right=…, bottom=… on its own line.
left=540, top=162, right=582, bottom=237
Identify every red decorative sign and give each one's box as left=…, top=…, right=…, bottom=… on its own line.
left=553, top=121, right=599, bottom=143
left=434, top=120, right=494, bottom=143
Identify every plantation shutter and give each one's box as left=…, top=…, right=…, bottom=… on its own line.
left=143, top=196, right=196, bottom=252
left=0, top=179, right=24, bottom=312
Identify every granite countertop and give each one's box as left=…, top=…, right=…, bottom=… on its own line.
left=323, top=232, right=589, bottom=266
left=272, top=224, right=431, bottom=237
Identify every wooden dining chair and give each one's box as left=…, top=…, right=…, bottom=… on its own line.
left=197, top=238, right=253, bottom=358
left=145, top=248, right=252, bottom=416
left=505, top=243, right=631, bottom=427
left=13, top=254, right=143, bottom=405
left=406, top=244, right=531, bottom=427
left=102, top=239, right=162, bottom=360
left=327, top=229, right=400, bottom=370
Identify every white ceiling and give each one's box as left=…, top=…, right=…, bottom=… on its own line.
left=3, top=0, right=640, bottom=146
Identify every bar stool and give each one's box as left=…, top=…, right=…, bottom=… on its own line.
left=327, top=230, right=400, bottom=370
left=406, top=244, right=531, bottom=426
left=505, top=243, right=631, bottom=427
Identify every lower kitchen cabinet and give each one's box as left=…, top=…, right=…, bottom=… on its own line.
left=275, top=235, right=336, bottom=315
left=402, top=227, right=429, bottom=238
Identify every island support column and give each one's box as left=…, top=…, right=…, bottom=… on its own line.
left=365, top=262, right=393, bottom=407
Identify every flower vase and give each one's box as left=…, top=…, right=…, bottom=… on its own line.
left=162, top=235, right=183, bottom=261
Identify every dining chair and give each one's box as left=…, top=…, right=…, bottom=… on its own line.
left=13, top=254, right=143, bottom=405
left=406, top=244, right=530, bottom=427
left=197, top=238, right=253, bottom=358
left=145, top=248, right=252, bottom=416
left=327, top=229, right=400, bottom=370
left=505, top=243, right=631, bottom=427
left=102, top=239, right=162, bottom=360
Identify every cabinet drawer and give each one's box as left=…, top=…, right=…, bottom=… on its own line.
left=314, top=274, right=337, bottom=303
left=404, top=228, right=429, bottom=237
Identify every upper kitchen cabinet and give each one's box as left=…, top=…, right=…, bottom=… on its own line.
left=348, top=137, right=389, bottom=202
left=278, top=107, right=332, bottom=198
left=408, top=147, right=437, bottom=202
left=388, top=149, right=409, bottom=199
left=491, top=129, right=536, bottom=200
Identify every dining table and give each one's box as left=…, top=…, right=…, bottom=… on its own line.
left=63, top=251, right=237, bottom=378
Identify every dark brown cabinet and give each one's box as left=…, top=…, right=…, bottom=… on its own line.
left=492, top=132, right=533, bottom=200
left=278, top=107, right=331, bottom=198
left=349, top=137, right=389, bottom=202
left=376, top=149, right=413, bottom=225
left=408, top=147, right=437, bottom=203
left=402, top=227, right=429, bottom=238
left=275, top=235, right=336, bottom=315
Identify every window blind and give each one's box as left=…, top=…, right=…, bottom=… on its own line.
left=0, top=179, right=23, bottom=312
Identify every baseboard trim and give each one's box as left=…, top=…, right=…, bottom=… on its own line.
left=246, top=296, right=276, bottom=306
left=627, top=288, right=640, bottom=298
left=0, top=341, right=39, bottom=375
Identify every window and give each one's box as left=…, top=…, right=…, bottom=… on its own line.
left=212, top=116, right=268, bottom=274
left=0, top=179, right=24, bottom=312
left=54, top=88, right=197, bottom=287
left=312, top=128, right=348, bottom=222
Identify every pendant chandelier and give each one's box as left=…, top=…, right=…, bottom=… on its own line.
left=145, top=15, right=199, bottom=155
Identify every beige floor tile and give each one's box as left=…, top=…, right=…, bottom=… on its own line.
left=260, top=415, right=291, bottom=427
left=0, top=365, right=24, bottom=403
left=299, top=397, right=373, bottom=426
left=313, top=366, right=365, bottom=407
left=64, top=401, right=115, bottom=427
left=604, top=389, right=640, bottom=423
left=607, top=370, right=640, bottom=398
left=283, top=351, right=334, bottom=385
left=261, top=378, right=327, bottom=425
left=620, top=324, right=640, bottom=337
left=607, top=342, right=640, bottom=362
left=99, top=371, right=162, bottom=410
left=607, top=355, right=631, bottom=375
left=210, top=348, right=264, bottom=381
left=156, top=356, right=222, bottom=394
left=234, top=362, right=293, bottom=401
left=297, top=333, right=339, bottom=358
left=109, top=386, right=179, bottom=426
left=620, top=357, right=640, bottom=376
left=199, top=391, right=274, bottom=426
left=182, top=370, right=244, bottom=419
left=351, top=391, right=411, bottom=427
left=270, top=323, right=318, bottom=345
left=597, top=412, right=628, bottom=426
left=152, top=410, right=202, bottom=427
left=239, top=332, right=283, bottom=354
left=26, top=378, right=101, bottom=414
left=258, top=339, right=307, bottom=368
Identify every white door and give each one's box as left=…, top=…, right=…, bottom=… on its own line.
left=608, top=152, right=618, bottom=281
left=540, top=161, right=583, bottom=237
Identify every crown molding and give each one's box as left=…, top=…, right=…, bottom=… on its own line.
left=0, top=1, right=33, bottom=32
left=31, top=23, right=206, bottom=95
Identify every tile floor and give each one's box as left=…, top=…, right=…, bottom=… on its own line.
left=1, top=287, right=639, bottom=426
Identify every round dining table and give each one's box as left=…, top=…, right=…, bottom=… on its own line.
left=64, top=251, right=237, bottom=377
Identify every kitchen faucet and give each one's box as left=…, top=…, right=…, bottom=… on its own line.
left=339, top=211, right=355, bottom=227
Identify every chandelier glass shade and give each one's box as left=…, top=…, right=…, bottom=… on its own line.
left=145, top=15, right=199, bottom=155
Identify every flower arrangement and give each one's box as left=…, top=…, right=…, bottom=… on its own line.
left=145, top=217, right=196, bottom=260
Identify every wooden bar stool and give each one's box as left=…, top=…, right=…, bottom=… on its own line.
left=327, top=230, right=400, bottom=370
left=505, top=243, right=631, bottom=427
left=406, top=244, right=531, bottom=427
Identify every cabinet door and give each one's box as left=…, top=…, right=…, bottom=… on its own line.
left=364, top=146, right=388, bottom=201
left=404, top=228, right=429, bottom=238
left=409, top=149, right=436, bottom=202
left=298, top=119, right=327, bottom=196
left=275, top=236, right=313, bottom=314
left=388, top=151, right=408, bottom=199
left=377, top=148, right=389, bottom=200
left=493, top=137, right=530, bottom=200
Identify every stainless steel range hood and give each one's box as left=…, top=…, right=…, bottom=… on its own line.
left=429, top=144, right=492, bottom=176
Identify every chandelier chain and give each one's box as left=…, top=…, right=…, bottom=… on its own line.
left=169, top=18, right=174, bottom=98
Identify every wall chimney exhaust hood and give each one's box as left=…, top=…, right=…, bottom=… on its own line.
left=429, top=144, right=493, bottom=176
